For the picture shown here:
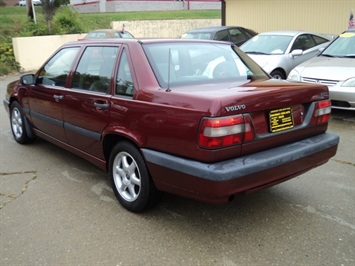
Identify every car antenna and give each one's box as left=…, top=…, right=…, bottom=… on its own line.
left=166, top=48, right=172, bottom=92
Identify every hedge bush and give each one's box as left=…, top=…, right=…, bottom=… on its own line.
left=0, top=36, right=21, bottom=74
left=0, top=6, right=82, bottom=75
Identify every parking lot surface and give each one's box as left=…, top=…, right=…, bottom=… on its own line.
left=1, top=74, right=354, bottom=265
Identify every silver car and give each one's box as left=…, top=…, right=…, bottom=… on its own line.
left=288, top=30, right=355, bottom=111
left=240, top=30, right=331, bottom=79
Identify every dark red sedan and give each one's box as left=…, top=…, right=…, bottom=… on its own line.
left=4, top=39, right=339, bottom=212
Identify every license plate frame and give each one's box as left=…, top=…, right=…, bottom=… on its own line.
left=269, top=107, right=294, bottom=133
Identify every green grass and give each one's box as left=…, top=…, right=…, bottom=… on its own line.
left=0, top=6, right=220, bottom=75
left=0, top=6, right=221, bottom=35
left=0, top=7, right=35, bottom=35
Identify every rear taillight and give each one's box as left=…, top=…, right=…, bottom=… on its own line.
left=311, top=100, right=331, bottom=125
left=198, top=114, right=255, bottom=149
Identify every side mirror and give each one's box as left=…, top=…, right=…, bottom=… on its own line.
left=20, top=74, right=35, bottom=85
left=290, top=49, right=303, bottom=58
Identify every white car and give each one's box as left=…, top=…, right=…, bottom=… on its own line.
left=288, top=30, right=355, bottom=111
left=240, top=30, right=331, bottom=79
left=19, top=0, right=42, bottom=6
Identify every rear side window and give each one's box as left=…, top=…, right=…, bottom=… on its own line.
left=115, top=48, right=134, bottom=97
left=37, top=47, right=80, bottom=87
left=312, top=35, right=329, bottom=45
left=72, top=46, right=119, bottom=93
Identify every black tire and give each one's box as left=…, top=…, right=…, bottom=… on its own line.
left=109, top=141, right=160, bottom=212
left=270, top=70, right=286, bottom=80
left=10, top=102, right=34, bottom=144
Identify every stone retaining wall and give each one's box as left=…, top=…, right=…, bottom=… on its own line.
left=13, top=18, right=220, bottom=71
left=72, top=0, right=221, bottom=13
left=111, top=18, right=220, bottom=38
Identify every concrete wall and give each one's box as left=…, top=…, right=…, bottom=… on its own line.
left=12, top=34, right=86, bottom=72
left=12, top=19, right=220, bottom=71
left=111, top=19, right=220, bottom=38
left=72, top=0, right=221, bottom=13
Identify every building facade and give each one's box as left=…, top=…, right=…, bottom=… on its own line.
left=223, top=0, right=355, bottom=35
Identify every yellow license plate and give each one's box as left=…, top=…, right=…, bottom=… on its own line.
left=269, top=107, right=294, bottom=133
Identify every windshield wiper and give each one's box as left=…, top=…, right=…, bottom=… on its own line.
left=321, top=54, right=355, bottom=58
left=342, top=55, right=355, bottom=58
left=245, top=51, right=270, bottom=55
left=320, top=54, right=335, bottom=57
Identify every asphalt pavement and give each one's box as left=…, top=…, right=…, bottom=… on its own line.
left=1, top=73, right=354, bottom=265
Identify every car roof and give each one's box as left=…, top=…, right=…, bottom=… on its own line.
left=70, top=38, right=234, bottom=46
left=257, top=30, right=325, bottom=37
left=343, top=29, right=355, bottom=33
left=88, top=29, right=123, bottom=33
left=185, top=26, right=247, bottom=33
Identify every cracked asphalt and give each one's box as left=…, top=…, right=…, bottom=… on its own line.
left=1, top=73, right=354, bottom=265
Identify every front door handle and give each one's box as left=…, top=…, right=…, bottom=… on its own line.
left=94, top=101, right=109, bottom=110
left=53, top=95, right=64, bottom=102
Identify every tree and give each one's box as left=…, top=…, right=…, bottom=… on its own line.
left=41, top=0, right=64, bottom=33
left=26, top=0, right=34, bottom=21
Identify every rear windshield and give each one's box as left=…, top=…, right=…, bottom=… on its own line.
left=142, top=42, right=268, bottom=88
left=180, top=32, right=214, bottom=40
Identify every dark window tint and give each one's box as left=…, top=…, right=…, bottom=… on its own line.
left=116, top=49, right=134, bottom=96
left=37, top=47, right=80, bottom=87
left=292, top=34, right=317, bottom=51
left=72, top=46, right=118, bottom=93
left=243, top=28, right=258, bottom=38
left=214, top=30, right=229, bottom=42
left=229, top=28, right=246, bottom=44
left=312, top=35, right=329, bottom=45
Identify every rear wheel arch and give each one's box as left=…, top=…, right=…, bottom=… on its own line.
left=102, top=133, right=143, bottom=170
left=105, top=137, right=161, bottom=212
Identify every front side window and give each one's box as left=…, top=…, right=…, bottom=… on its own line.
left=291, top=34, right=316, bottom=51
left=37, top=47, right=80, bottom=87
left=72, top=46, right=119, bottom=93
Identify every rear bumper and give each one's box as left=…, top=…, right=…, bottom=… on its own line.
left=142, top=132, right=339, bottom=202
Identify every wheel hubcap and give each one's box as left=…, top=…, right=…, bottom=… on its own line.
left=113, top=151, right=141, bottom=202
left=11, top=108, right=23, bottom=139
